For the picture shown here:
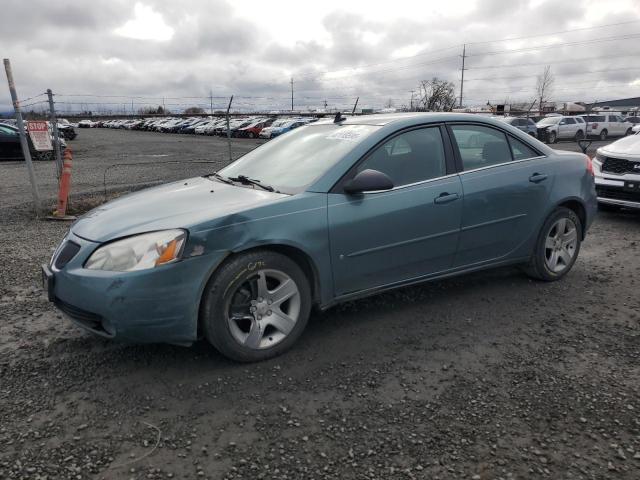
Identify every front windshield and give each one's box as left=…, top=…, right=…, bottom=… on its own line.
left=219, top=123, right=380, bottom=193
left=538, top=117, right=561, bottom=125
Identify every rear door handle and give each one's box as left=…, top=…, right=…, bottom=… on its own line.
left=434, top=192, right=460, bottom=204
left=529, top=173, right=548, bottom=183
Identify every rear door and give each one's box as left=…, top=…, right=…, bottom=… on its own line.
left=558, top=118, right=577, bottom=139
left=448, top=123, right=554, bottom=267
left=328, top=125, right=462, bottom=295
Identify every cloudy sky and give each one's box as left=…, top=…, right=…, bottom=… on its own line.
left=1, top=0, right=640, bottom=114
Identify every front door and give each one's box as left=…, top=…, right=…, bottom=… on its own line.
left=328, top=126, right=462, bottom=296
left=448, top=124, right=554, bottom=267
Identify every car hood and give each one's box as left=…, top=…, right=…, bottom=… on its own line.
left=599, top=134, right=640, bottom=158
left=72, top=177, right=288, bottom=242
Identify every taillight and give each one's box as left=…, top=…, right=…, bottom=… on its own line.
left=586, top=156, right=594, bottom=176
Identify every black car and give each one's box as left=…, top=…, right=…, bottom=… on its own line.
left=0, top=124, right=55, bottom=161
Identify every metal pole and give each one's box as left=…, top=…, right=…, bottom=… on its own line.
left=47, top=89, right=63, bottom=179
left=210, top=89, right=213, bottom=115
left=3, top=59, right=41, bottom=215
left=459, top=44, right=466, bottom=108
left=290, top=77, right=294, bottom=111
left=352, top=97, right=359, bottom=115
left=226, top=95, right=234, bottom=162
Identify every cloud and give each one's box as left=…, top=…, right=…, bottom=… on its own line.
left=114, top=3, right=174, bottom=41
left=1, top=0, right=639, bottom=113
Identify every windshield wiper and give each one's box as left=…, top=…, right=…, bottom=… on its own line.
left=227, top=175, right=277, bottom=192
left=206, top=172, right=235, bottom=185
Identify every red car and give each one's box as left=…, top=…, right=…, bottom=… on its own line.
left=237, top=119, right=274, bottom=138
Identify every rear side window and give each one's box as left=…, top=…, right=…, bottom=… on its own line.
left=509, top=137, right=539, bottom=161
left=564, top=118, right=576, bottom=124
left=450, top=124, right=512, bottom=170
left=575, top=117, right=585, bottom=124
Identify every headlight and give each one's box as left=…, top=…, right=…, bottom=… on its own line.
left=594, top=152, right=605, bottom=164
left=85, top=229, right=187, bottom=272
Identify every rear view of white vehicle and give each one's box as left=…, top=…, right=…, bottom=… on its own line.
left=580, top=113, right=633, bottom=140
left=592, top=134, right=640, bottom=210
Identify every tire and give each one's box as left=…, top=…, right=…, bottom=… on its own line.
left=626, top=128, right=633, bottom=136
left=34, top=151, right=53, bottom=161
left=200, top=250, right=312, bottom=362
left=599, top=129, right=608, bottom=141
left=248, top=132, right=255, bottom=139
left=547, top=131, right=557, bottom=144
left=524, top=207, right=582, bottom=282
left=575, top=130, right=585, bottom=141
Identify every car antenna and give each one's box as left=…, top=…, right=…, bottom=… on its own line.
left=334, top=112, right=345, bottom=123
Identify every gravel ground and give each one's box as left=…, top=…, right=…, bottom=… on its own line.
left=1, top=129, right=639, bottom=480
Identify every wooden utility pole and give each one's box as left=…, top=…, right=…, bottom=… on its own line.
left=290, top=77, right=294, bottom=111
left=459, top=44, right=466, bottom=108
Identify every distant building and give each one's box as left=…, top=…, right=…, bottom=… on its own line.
left=587, top=97, right=640, bottom=116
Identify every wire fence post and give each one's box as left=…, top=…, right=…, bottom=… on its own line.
left=47, top=89, right=63, bottom=179
left=3, top=58, right=41, bottom=216
left=352, top=97, right=359, bottom=115
left=226, top=95, right=234, bottom=162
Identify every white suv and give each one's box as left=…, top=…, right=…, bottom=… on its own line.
left=580, top=113, right=633, bottom=141
left=593, top=134, right=640, bottom=210
left=535, top=115, right=586, bottom=143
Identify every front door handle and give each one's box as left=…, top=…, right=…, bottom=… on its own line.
left=434, top=192, right=460, bottom=204
left=529, top=173, right=548, bottom=183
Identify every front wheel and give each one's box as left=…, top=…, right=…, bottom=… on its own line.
left=201, top=250, right=311, bottom=362
left=626, top=128, right=633, bottom=136
left=547, top=131, right=557, bottom=144
left=524, top=207, right=582, bottom=281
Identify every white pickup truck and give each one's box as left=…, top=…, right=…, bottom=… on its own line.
left=580, top=113, right=634, bottom=140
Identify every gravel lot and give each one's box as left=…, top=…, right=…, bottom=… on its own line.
left=1, top=129, right=639, bottom=480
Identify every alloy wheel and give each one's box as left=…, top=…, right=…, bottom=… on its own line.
left=226, top=269, right=301, bottom=349
left=544, top=217, right=578, bottom=273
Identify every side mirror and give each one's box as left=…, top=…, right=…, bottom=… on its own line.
left=343, top=169, right=394, bottom=194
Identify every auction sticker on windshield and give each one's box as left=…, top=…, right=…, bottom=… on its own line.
left=27, top=121, right=52, bottom=151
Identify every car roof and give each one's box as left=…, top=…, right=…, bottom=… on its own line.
left=312, top=112, right=535, bottom=128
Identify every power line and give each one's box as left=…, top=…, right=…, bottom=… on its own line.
left=468, top=33, right=640, bottom=57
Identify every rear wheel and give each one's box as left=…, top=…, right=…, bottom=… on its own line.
left=574, top=130, right=585, bottom=141
left=599, top=129, right=608, bottom=141
left=626, top=128, right=633, bottom=136
left=524, top=207, right=581, bottom=281
left=247, top=132, right=255, bottom=138
left=201, top=250, right=311, bottom=362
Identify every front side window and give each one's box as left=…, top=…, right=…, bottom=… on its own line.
left=356, top=127, right=447, bottom=187
left=564, top=118, right=576, bottom=124
left=450, top=124, right=512, bottom=170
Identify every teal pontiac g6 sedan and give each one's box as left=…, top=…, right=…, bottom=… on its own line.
left=43, top=113, right=597, bottom=361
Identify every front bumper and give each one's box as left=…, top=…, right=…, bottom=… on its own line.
left=593, top=159, right=640, bottom=209
left=45, top=231, right=227, bottom=344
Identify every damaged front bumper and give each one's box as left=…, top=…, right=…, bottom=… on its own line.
left=45, top=231, right=226, bottom=345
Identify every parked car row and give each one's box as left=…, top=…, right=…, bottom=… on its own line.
left=535, top=113, right=636, bottom=143
left=88, top=116, right=319, bottom=139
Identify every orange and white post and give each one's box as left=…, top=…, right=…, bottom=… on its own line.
left=55, top=147, right=73, bottom=216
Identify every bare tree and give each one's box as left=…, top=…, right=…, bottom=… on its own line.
left=417, top=78, right=457, bottom=112
left=385, top=98, right=395, bottom=109
left=536, top=66, right=554, bottom=114
left=184, top=106, right=205, bottom=114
